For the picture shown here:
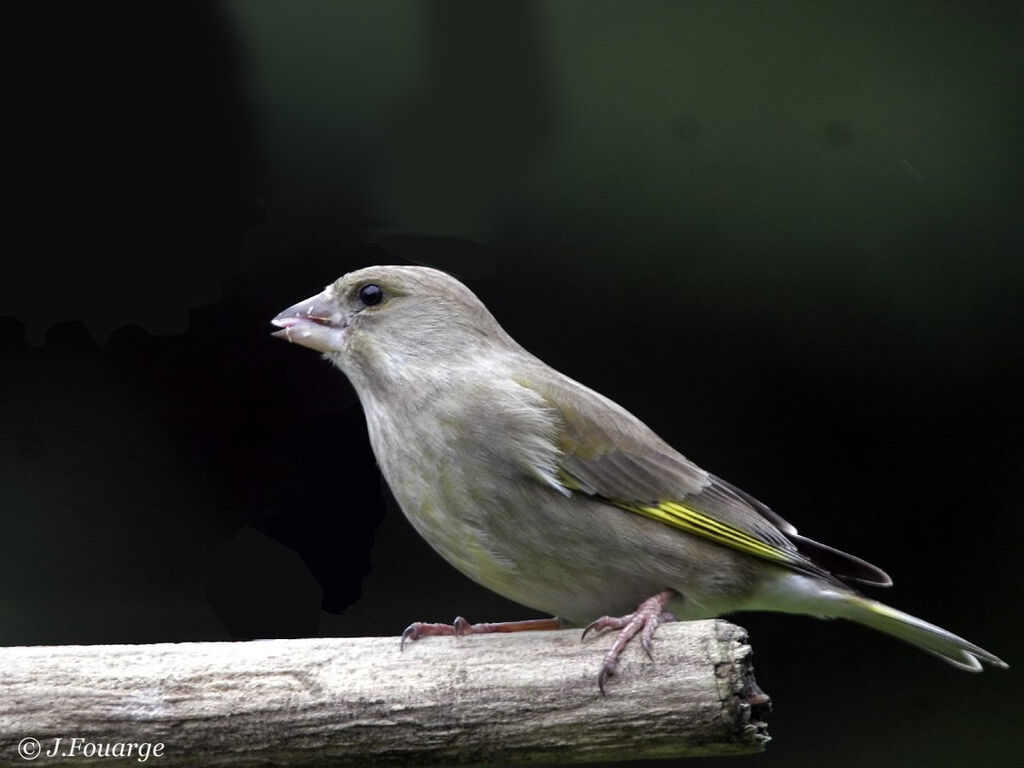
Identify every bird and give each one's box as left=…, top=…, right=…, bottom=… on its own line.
left=271, top=264, right=1007, bottom=689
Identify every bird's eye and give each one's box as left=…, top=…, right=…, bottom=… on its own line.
left=358, top=283, right=385, bottom=306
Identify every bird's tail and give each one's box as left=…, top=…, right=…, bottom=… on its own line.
left=753, top=573, right=1007, bottom=671
left=837, top=594, right=1007, bottom=672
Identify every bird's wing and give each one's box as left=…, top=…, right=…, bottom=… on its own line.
left=518, top=368, right=890, bottom=586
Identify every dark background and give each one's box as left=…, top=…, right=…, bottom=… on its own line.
left=2, top=2, right=1021, bottom=766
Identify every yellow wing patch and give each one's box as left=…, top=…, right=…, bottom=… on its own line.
left=617, top=500, right=804, bottom=568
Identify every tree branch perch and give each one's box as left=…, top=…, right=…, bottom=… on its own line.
left=0, top=619, right=769, bottom=766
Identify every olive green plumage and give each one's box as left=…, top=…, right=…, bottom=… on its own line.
left=272, top=265, right=1006, bottom=672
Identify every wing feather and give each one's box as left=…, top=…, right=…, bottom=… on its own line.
left=517, top=366, right=890, bottom=586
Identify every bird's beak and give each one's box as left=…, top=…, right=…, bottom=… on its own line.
left=271, top=289, right=348, bottom=353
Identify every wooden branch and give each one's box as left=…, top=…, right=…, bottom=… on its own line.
left=0, top=619, right=769, bottom=766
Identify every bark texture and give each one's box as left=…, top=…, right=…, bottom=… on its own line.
left=0, top=619, right=770, bottom=766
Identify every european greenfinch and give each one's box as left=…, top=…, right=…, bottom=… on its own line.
left=272, top=265, right=1006, bottom=689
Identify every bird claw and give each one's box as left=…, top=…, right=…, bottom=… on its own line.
left=597, top=661, right=616, bottom=695
left=582, top=589, right=677, bottom=694
left=639, top=611, right=676, bottom=660
left=581, top=615, right=627, bottom=641
left=640, top=631, right=655, bottom=661
left=400, top=617, right=470, bottom=650
left=400, top=624, right=418, bottom=650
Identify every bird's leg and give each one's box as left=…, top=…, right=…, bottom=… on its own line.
left=401, top=616, right=564, bottom=649
left=581, top=589, right=678, bottom=693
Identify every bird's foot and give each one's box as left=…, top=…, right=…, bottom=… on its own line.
left=744, top=675, right=773, bottom=721
left=581, top=589, right=677, bottom=693
left=401, top=616, right=563, bottom=649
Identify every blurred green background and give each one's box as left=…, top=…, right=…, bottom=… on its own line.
left=2, top=2, right=1021, bottom=766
